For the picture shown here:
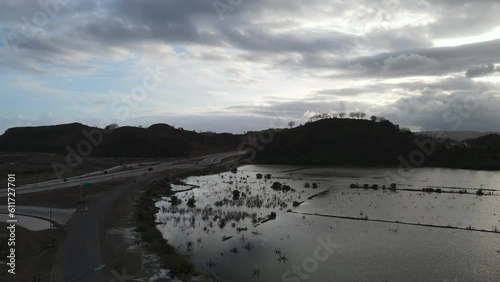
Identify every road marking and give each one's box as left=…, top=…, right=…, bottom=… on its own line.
left=66, top=264, right=106, bottom=282
left=110, top=267, right=146, bottom=282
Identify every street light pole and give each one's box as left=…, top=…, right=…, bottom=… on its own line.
left=80, top=177, right=83, bottom=203
left=49, top=207, right=52, bottom=229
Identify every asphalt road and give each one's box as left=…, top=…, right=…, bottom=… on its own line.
left=57, top=181, right=133, bottom=282
left=0, top=214, right=54, bottom=231
left=0, top=205, right=76, bottom=225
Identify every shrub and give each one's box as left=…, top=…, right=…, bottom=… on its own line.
left=476, top=189, right=484, bottom=196
left=282, top=185, right=291, bottom=192
left=371, top=184, right=378, bottom=190
left=271, top=182, right=282, bottom=190
left=363, top=184, right=369, bottom=189
left=304, top=183, right=311, bottom=188
left=312, top=183, right=318, bottom=189
left=219, top=218, right=227, bottom=229
left=170, top=195, right=179, bottom=205
left=232, top=190, right=240, bottom=199
left=349, top=184, right=357, bottom=189
left=187, top=197, right=196, bottom=207
left=264, top=174, right=272, bottom=179
left=256, top=173, right=263, bottom=179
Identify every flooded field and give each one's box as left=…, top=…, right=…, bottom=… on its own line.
left=155, top=165, right=500, bottom=282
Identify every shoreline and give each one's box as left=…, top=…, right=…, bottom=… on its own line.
left=252, top=161, right=500, bottom=172
left=133, top=158, right=245, bottom=281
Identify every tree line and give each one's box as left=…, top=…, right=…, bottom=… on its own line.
left=306, top=112, right=388, bottom=123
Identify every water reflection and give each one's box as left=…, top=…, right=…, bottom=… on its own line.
left=156, top=165, right=500, bottom=281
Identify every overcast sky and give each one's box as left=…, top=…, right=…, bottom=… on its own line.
left=2, top=0, right=500, bottom=134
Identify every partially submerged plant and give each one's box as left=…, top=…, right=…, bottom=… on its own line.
left=187, top=196, right=196, bottom=207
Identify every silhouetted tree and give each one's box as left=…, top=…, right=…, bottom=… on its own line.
left=105, top=123, right=119, bottom=131
left=309, top=113, right=331, bottom=122
left=370, top=115, right=377, bottom=122
left=360, top=112, right=366, bottom=119
left=349, top=112, right=357, bottom=119
left=338, top=112, right=346, bottom=118
left=288, top=121, right=295, bottom=128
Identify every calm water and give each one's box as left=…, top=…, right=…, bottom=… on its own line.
left=155, top=165, right=500, bottom=282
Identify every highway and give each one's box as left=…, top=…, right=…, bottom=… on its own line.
left=0, top=151, right=245, bottom=197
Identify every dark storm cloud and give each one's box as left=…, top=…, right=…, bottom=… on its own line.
left=0, top=0, right=98, bottom=23
left=0, top=0, right=425, bottom=61
left=72, top=0, right=358, bottom=55
left=80, top=0, right=223, bottom=46
left=221, top=27, right=357, bottom=54
left=337, top=39, right=500, bottom=78
left=465, top=64, right=499, bottom=78
left=3, top=0, right=500, bottom=76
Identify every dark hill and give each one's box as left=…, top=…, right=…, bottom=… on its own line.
left=417, top=131, right=499, bottom=141
left=254, top=118, right=419, bottom=166
left=469, top=134, right=500, bottom=147
left=2, top=120, right=499, bottom=169
left=430, top=134, right=500, bottom=170
left=0, top=123, right=90, bottom=153
left=0, top=123, right=241, bottom=158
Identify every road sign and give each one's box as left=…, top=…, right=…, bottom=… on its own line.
left=83, top=182, right=93, bottom=187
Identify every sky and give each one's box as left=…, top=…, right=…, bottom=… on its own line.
left=1, top=0, right=500, bottom=134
